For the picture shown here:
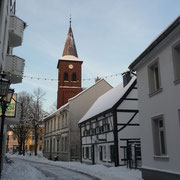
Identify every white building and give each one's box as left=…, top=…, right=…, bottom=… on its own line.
left=43, top=79, right=112, bottom=161
left=129, top=16, right=180, bottom=180
left=0, top=0, right=26, bottom=172
left=79, top=73, right=141, bottom=168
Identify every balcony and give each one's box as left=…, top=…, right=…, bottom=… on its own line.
left=9, top=15, right=26, bottom=47
left=5, top=55, right=25, bottom=84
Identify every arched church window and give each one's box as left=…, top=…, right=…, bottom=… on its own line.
left=64, top=72, right=68, bottom=81
left=72, top=72, right=76, bottom=81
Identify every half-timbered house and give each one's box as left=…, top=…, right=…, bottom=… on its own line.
left=79, top=72, right=141, bottom=167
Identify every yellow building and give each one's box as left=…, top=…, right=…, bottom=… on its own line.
left=7, top=127, right=44, bottom=153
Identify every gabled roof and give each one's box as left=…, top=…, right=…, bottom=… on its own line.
left=129, top=16, right=180, bottom=70
left=43, top=79, right=112, bottom=122
left=79, top=76, right=137, bottom=124
left=62, top=23, right=78, bottom=58
left=69, top=79, right=113, bottom=101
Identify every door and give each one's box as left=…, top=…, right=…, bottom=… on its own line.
left=92, top=145, right=95, bottom=164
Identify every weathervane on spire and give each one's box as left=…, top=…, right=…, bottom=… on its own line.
left=70, top=14, right=72, bottom=26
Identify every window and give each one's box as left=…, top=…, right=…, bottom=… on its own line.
left=64, top=72, right=68, bottom=81
left=72, top=72, right=76, bottom=81
left=148, top=60, right=161, bottom=94
left=86, top=147, right=89, bottom=159
left=172, top=41, right=180, bottom=81
left=62, top=114, right=64, bottom=128
left=99, top=146, right=103, bottom=161
left=89, top=147, right=92, bottom=160
left=82, top=147, right=85, bottom=158
left=57, top=139, right=60, bottom=152
left=103, top=146, right=106, bottom=160
left=61, top=137, right=64, bottom=151
left=65, top=136, right=68, bottom=152
left=48, top=122, right=50, bottom=133
left=44, top=140, right=46, bottom=152
left=95, top=121, right=100, bottom=134
left=152, top=115, right=167, bottom=156
left=58, top=116, right=60, bottom=129
left=110, top=145, right=115, bottom=162
left=51, top=120, right=53, bottom=132
left=54, top=118, right=56, bottom=131
left=47, top=140, right=49, bottom=152
left=53, top=139, right=55, bottom=152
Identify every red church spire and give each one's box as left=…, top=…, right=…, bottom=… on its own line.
left=62, top=16, right=78, bottom=57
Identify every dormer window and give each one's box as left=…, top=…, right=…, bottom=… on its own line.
left=64, top=72, right=68, bottom=81
left=72, top=72, right=76, bottom=81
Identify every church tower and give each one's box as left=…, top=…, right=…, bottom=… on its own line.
left=57, top=19, right=83, bottom=109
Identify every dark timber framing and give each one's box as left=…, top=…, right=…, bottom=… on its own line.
left=113, top=110, right=119, bottom=166
left=79, top=78, right=140, bottom=167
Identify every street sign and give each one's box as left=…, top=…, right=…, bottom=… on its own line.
left=0, top=94, right=17, bottom=117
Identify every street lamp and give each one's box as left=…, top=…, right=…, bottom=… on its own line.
left=0, top=78, right=10, bottom=97
left=0, top=78, right=13, bottom=177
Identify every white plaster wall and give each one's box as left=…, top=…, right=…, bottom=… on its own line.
left=136, top=27, right=180, bottom=173
left=69, top=80, right=112, bottom=148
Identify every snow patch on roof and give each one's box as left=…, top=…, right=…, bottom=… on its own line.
left=43, top=103, right=69, bottom=121
left=79, top=76, right=136, bottom=124
left=69, top=79, right=112, bottom=101
left=60, top=55, right=82, bottom=61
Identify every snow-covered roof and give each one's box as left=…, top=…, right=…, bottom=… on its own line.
left=60, top=55, right=82, bottom=62
left=43, top=103, right=69, bottom=121
left=79, top=76, right=136, bottom=124
left=69, top=79, right=112, bottom=101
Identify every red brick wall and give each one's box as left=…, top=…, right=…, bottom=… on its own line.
left=57, top=60, right=83, bottom=109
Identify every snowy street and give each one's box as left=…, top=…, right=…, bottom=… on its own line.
left=1, top=154, right=143, bottom=180
left=12, top=158, right=95, bottom=180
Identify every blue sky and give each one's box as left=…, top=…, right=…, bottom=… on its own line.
left=12, top=0, right=180, bottom=112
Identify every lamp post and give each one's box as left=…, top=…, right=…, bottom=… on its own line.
left=0, top=77, right=13, bottom=177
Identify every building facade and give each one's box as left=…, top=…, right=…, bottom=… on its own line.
left=79, top=73, right=141, bottom=168
left=44, top=79, right=112, bottom=161
left=7, top=127, right=44, bottom=153
left=129, top=16, right=180, bottom=180
left=0, top=0, right=26, bottom=172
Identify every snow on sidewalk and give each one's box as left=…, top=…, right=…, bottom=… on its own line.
left=2, top=158, right=47, bottom=180
left=6, top=153, right=143, bottom=180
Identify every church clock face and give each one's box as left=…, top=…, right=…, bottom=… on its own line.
left=68, top=64, right=73, bottom=69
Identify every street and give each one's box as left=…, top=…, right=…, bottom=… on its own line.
left=12, top=158, right=96, bottom=180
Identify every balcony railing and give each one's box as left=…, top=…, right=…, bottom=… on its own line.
left=9, top=15, right=26, bottom=47
left=5, top=55, right=25, bottom=84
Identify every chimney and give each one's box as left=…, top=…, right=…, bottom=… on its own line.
left=122, top=71, right=132, bottom=87
left=95, top=76, right=101, bottom=83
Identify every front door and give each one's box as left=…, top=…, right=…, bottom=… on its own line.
left=92, top=145, right=95, bottom=164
